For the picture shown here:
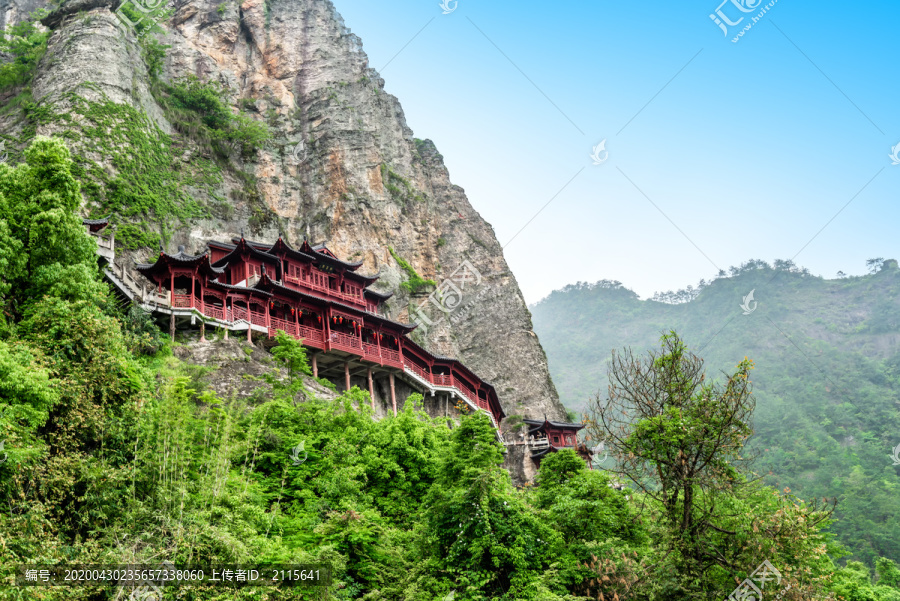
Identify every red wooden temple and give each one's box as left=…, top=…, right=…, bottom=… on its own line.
left=131, top=232, right=505, bottom=431
left=523, top=417, right=593, bottom=465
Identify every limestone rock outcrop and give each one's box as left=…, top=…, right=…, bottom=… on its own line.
left=0, top=0, right=568, bottom=423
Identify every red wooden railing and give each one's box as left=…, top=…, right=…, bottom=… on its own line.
left=433, top=374, right=451, bottom=387
left=154, top=292, right=501, bottom=427
left=269, top=317, right=298, bottom=338
left=297, top=324, right=324, bottom=343
left=173, top=294, right=193, bottom=308
left=283, top=273, right=366, bottom=307
left=381, top=348, right=401, bottom=366
left=407, top=362, right=430, bottom=382
left=330, top=331, right=361, bottom=350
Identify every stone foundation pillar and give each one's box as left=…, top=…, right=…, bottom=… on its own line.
left=367, top=368, right=375, bottom=411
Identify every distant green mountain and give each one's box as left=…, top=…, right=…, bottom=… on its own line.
left=531, top=259, right=900, bottom=565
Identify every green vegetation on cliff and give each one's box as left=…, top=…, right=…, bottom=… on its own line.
left=389, top=247, right=436, bottom=295
left=0, top=10, right=49, bottom=90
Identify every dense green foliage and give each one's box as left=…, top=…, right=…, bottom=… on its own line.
left=17, top=90, right=222, bottom=249
left=0, top=10, right=49, bottom=90
left=0, top=142, right=895, bottom=600
left=389, top=247, right=436, bottom=294
left=531, top=262, right=900, bottom=567
left=162, top=76, right=272, bottom=157
left=3, top=34, right=269, bottom=250
left=381, top=164, right=424, bottom=206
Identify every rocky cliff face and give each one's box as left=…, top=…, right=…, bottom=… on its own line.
left=1, top=0, right=567, bottom=423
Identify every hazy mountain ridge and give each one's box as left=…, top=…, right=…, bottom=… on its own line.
left=532, top=259, right=900, bottom=564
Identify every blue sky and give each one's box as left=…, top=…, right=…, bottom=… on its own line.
left=332, top=0, right=899, bottom=303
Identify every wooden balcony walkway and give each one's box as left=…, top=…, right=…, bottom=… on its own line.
left=93, top=236, right=502, bottom=438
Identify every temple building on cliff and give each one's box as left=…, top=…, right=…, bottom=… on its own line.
left=522, top=417, right=594, bottom=466
left=85, top=219, right=597, bottom=466
left=122, top=228, right=505, bottom=433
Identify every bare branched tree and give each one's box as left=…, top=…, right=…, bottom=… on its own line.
left=584, top=331, right=757, bottom=573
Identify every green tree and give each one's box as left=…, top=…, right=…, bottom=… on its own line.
left=269, top=330, right=312, bottom=396
left=532, top=449, right=639, bottom=547
left=420, top=411, right=566, bottom=600
left=586, top=331, right=837, bottom=599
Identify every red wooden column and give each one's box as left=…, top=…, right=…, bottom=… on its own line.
left=198, top=271, right=206, bottom=342
left=264, top=299, right=271, bottom=335
left=376, top=329, right=383, bottom=365
left=367, top=368, right=375, bottom=410
left=389, top=372, right=397, bottom=416
left=221, top=295, right=229, bottom=340
left=198, top=270, right=205, bottom=314
left=169, top=270, right=176, bottom=341
left=246, top=296, right=253, bottom=344
left=344, top=362, right=351, bottom=391
left=324, top=309, right=332, bottom=351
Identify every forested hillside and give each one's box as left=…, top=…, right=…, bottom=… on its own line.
left=531, top=261, right=900, bottom=567
left=2, top=138, right=898, bottom=600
